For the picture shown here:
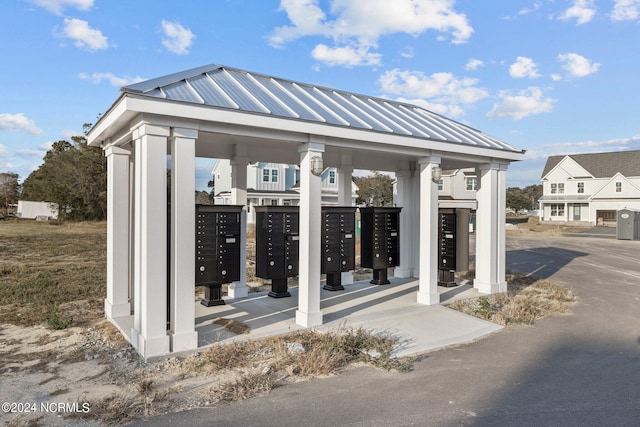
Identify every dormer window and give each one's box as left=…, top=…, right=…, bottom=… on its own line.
left=329, top=170, right=336, bottom=184
left=466, top=177, right=477, bottom=191
left=262, top=168, right=279, bottom=183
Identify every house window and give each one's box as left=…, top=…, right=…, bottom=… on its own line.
left=262, top=168, right=279, bottom=183
left=437, top=179, right=443, bottom=191
left=551, top=183, right=564, bottom=194
left=271, top=199, right=278, bottom=206
left=550, top=203, right=565, bottom=217
left=577, top=182, right=584, bottom=194
left=616, top=182, right=622, bottom=193
left=329, top=170, right=336, bottom=184
left=466, top=177, right=477, bottom=191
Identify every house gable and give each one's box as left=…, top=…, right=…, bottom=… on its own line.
left=591, top=173, right=640, bottom=200
left=542, top=156, right=592, bottom=182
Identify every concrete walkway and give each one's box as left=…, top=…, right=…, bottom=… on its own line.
left=194, top=278, right=501, bottom=357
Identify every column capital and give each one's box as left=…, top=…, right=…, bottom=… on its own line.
left=478, top=162, right=508, bottom=172
left=170, top=127, right=198, bottom=139
left=299, top=142, right=325, bottom=153
left=418, top=155, right=441, bottom=165
left=105, top=145, right=131, bottom=157
left=132, top=123, right=170, bottom=139
left=230, top=156, right=249, bottom=166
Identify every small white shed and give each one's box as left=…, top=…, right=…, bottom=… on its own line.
left=17, top=201, right=59, bottom=219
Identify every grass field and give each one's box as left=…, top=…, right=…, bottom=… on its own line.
left=0, top=219, right=106, bottom=327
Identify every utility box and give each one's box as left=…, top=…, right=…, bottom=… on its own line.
left=195, top=204, right=243, bottom=306
left=438, top=210, right=457, bottom=287
left=616, top=208, right=640, bottom=240
left=360, top=207, right=402, bottom=285
left=255, top=206, right=299, bottom=298
left=321, top=206, right=357, bottom=291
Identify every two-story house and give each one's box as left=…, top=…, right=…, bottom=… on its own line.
left=211, top=160, right=358, bottom=222
left=538, top=150, right=640, bottom=225
left=436, top=169, right=479, bottom=211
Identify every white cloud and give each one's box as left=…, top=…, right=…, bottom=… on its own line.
left=60, top=18, right=108, bottom=51
left=558, top=0, right=596, bottom=25
left=378, top=69, right=488, bottom=117
left=311, top=43, right=382, bottom=67
left=557, top=52, right=600, bottom=77
left=519, top=2, right=543, bottom=16
left=0, top=113, right=44, bottom=135
left=269, top=0, right=473, bottom=67
left=487, top=87, right=555, bottom=120
left=465, top=58, right=484, bottom=71
left=400, top=46, right=414, bottom=59
left=611, top=0, right=640, bottom=21
left=509, top=56, right=540, bottom=79
left=161, top=20, right=195, bottom=55
left=28, top=0, right=93, bottom=16
left=78, top=72, right=145, bottom=86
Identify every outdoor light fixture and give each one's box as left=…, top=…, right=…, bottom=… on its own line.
left=310, top=156, right=324, bottom=176
left=431, top=166, right=442, bottom=183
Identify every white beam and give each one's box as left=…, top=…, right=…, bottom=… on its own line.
left=105, top=146, right=132, bottom=319
left=169, top=127, right=198, bottom=352
left=296, top=142, right=324, bottom=327
left=417, top=156, right=440, bottom=305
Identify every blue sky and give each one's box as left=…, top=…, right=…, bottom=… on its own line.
left=1, top=0, right=639, bottom=190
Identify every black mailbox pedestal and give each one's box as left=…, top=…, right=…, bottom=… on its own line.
left=255, top=206, right=299, bottom=298
left=321, top=206, right=357, bottom=291
left=438, top=210, right=457, bottom=287
left=196, top=205, right=243, bottom=306
left=360, top=207, right=402, bottom=285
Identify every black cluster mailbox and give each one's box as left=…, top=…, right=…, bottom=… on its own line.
left=438, top=210, right=457, bottom=287
left=195, top=204, right=243, bottom=306
left=321, top=206, right=357, bottom=291
left=255, top=206, right=299, bottom=298
left=360, top=207, right=402, bottom=285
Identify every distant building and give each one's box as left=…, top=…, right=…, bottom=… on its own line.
left=538, top=150, right=640, bottom=225
left=17, top=200, right=59, bottom=220
left=211, top=160, right=358, bottom=222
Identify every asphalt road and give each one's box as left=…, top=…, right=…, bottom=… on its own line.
left=130, top=235, right=640, bottom=426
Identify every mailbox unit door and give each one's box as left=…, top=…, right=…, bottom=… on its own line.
left=321, top=207, right=357, bottom=274
left=195, top=205, right=242, bottom=285
left=255, top=206, right=300, bottom=279
left=438, top=211, right=457, bottom=270
left=360, top=207, right=402, bottom=269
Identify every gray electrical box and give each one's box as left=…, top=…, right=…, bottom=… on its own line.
left=616, top=209, right=640, bottom=240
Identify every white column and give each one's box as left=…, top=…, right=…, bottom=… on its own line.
left=131, top=124, right=171, bottom=359
left=228, top=154, right=249, bottom=298
left=417, top=156, right=440, bottom=305
left=296, top=142, right=324, bottom=327
left=337, top=158, right=354, bottom=285
left=169, top=127, right=198, bottom=352
left=105, top=146, right=132, bottom=319
left=475, top=163, right=508, bottom=294
left=394, top=168, right=415, bottom=278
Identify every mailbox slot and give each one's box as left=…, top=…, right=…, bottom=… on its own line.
left=255, top=206, right=300, bottom=298
left=321, top=206, right=358, bottom=291
left=360, top=207, right=402, bottom=285
left=438, top=210, right=457, bottom=287
left=195, top=204, right=243, bottom=306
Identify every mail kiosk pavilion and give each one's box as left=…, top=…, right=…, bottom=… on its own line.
left=87, top=64, right=524, bottom=359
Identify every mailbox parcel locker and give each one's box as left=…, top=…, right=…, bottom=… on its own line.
left=438, top=210, right=457, bottom=287
left=195, top=204, right=243, bottom=306
left=360, top=207, right=402, bottom=285
left=321, top=206, right=357, bottom=291
left=255, top=206, right=299, bottom=298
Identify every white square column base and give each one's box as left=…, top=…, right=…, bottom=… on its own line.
left=135, top=332, right=170, bottom=359
left=394, top=268, right=414, bottom=279
left=170, top=331, right=198, bottom=353
left=228, top=282, right=249, bottom=299
left=105, top=299, right=130, bottom=320
left=341, top=271, right=354, bottom=286
left=416, top=290, right=440, bottom=305
left=296, top=310, right=323, bottom=328
left=474, top=280, right=507, bottom=295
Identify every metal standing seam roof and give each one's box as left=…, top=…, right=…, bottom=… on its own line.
left=123, top=64, right=522, bottom=154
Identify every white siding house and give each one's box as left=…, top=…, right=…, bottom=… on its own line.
left=436, top=169, right=478, bottom=210
left=539, top=151, right=640, bottom=224
left=211, top=160, right=358, bottom=222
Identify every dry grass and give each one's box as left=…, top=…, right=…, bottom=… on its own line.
left=448, top=271, right=577, bottom=326
left=0, top=219, right=106, bottom=327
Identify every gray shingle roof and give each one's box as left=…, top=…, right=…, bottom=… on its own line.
left=123, top=64, right=522, bottom=154
left=541, top=150, right=640, bottom=179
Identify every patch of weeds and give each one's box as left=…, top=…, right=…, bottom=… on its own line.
left=78, top=393, right=145, bottom=426
left=211, top=371, right=276, bottom=402
left=46, top=307, right=73, bottom=330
